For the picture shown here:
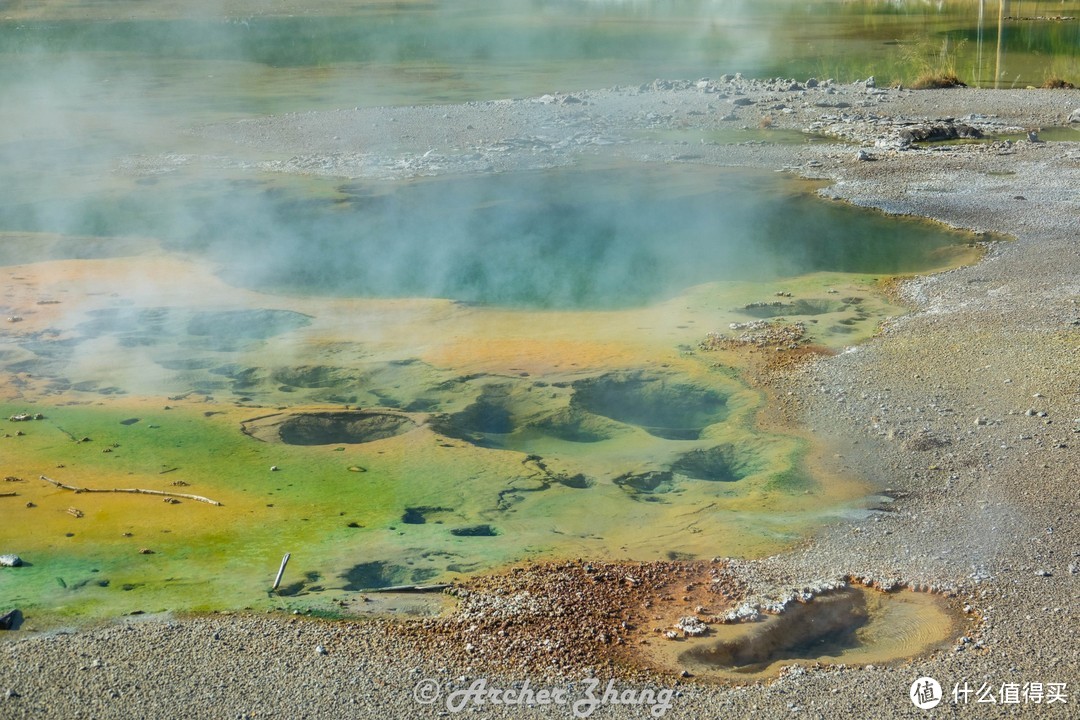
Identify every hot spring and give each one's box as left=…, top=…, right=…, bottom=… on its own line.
left=0, top=160, right=985, bottom=622
left=0, top=0, right=1035, bottom=630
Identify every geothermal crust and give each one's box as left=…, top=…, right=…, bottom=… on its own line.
left=2, top=78, right=1079, bottom=718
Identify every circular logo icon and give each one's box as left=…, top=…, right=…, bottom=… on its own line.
left=910, top=677, right=943, bottom=709
left=414, top=678, right=441, bottom=705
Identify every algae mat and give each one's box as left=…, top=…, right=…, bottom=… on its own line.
left=0, top=165, right=984, bottom=622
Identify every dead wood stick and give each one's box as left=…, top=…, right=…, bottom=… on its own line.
left=272, top=552, right=291, bottom=591
left=39, top=475, right=222, bottom=506
left=0, top=491, right=16, bottom=498
left=363, top=583, right=452, bottom=594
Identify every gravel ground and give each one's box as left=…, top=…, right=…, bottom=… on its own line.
left=2, top=78, right=1078, bottom=719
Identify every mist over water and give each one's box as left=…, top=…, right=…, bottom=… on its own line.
left=1, top=2, right=1073, bottom=306
left=0, top=164, right=970, bottom=308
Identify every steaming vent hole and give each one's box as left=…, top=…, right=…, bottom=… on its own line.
left=681, top=589, right=869, bottom=672
left=670, top=445, right=755, bottom=482
left=342, top=561, right=438, bottom=591
left=571, top=372, right=730, bottom=440
left=613, top=470, right=675, bottom=495
left=242, top=410, right=417, bottom=445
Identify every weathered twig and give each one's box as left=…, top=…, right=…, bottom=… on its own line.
left=40, top=475, right=222, bottom=506
left=363, top=583, right=452, bottom=594
left=0, top=491, right=17, bottom=498
left=272, top=552, right=291, bottom=591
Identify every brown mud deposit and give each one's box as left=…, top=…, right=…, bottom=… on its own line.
left=658, top=588, right=960, bottom=680
left=375, top=560, right=967, bottom=684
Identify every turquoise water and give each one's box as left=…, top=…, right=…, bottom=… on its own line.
left=0, top=164, right=975, bottom=309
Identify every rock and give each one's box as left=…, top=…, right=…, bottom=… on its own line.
left=1035, top=569, right=1052, bottom=577
left=0, top=609, right=21, bottom=630
left=974, top=416, right=989, bottom=426
left=676, top=616, right=709, bottom=637
left=855, top=150, right=871, bottom=161
left=732, top=97, right=754, bottom=106
left=864, top=76, right=876, bottom=89
left=1068, top=108, right=1080, bottom=124
left=0, top=555, right=21, bottom=567
left=899, top=123, right=983, bottom=144
left=726, top=603, right=761, bottom=623
left=315, top=644, right=327, bottom=655
left=805, top=78, right=819, bottom=88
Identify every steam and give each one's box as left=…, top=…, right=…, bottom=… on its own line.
left=0, top=4, right=966, bottom=338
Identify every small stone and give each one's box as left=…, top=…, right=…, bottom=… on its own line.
left=1068, top=108, right=1080, bottom=124
left=270, top=465, right=280, bottom=472
left=0, top=555, right=22, bottom=568
left=974, top=417, right=989, bottom=426
left=676, top=616, right=709, bottom=637
left=139, top=548, right=154, bottom=555
left=1035, top=569, right=1052, bottom=577
left=855, top=149, right=870, bottom=161
left=315, top=644, right=327, bottom=655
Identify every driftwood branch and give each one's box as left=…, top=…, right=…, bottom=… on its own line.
left=363, top=583, right=452, bottom=594
left=39, top=475, right=222, bottom=506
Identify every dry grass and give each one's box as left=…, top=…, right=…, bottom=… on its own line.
left=758, top=115, right=774, bottom=129
left=911, top=72, right=967, bottom=89
left=1041, top=77, right=1076, bottom=89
